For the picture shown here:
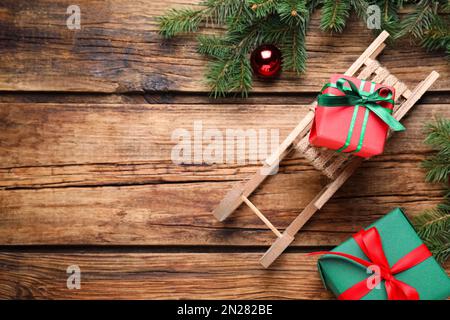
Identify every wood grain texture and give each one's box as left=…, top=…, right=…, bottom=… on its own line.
left=0, top=252, right=334, bottom=299
left=0, top=92, right=449, bottom=105
left=0, top=0, right=448, bottom=93
left=1, top=103, right=448, bottom=182
left=1, top=0, right=449, bottom=301
left=0, top=252, right=448, bottom=299
left=0, top=103, right=448, bottom=246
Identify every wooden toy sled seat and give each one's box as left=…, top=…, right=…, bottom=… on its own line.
left=212, top=31, right=440, bottom=268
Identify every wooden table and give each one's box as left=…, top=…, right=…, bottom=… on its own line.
left=0, top=1, right=448, bottom=299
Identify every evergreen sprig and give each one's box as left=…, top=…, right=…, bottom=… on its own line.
left=422, top=117, right=450, bottom=183
left=413, top=117, right=450, bottom=263
left=420, top=14, right=450, bottom=55
left=414, top=200, right=450, bottom=263
left=376, top=0, right=402, bottom=36
left=158, top=8, right=204, bottom=38
left=159, top=0, right=450, bottom=96
left=398, top=0, right=439, bottom=39
left=320, top=0, right=351, bottom=33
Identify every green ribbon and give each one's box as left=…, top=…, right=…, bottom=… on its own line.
left=317, top=77, right=405, bottom=153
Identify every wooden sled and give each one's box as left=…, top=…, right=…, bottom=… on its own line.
left=212, top=31, right=440, bottom=268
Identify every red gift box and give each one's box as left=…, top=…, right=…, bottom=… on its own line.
left=309, top=74, right=396, bottom=158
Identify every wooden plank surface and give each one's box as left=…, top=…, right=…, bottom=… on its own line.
left=1, top=103, right=447, bottom=178
left=0, top=252, right=331, bottom=299
left=0, top=103, right=448, bottom=246
left=0, top=252, right=448, bottom=299
left=0, top=0, right=449, bottom=93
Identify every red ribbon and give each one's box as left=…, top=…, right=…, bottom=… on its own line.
left=313, top=227, right=432, bottom=300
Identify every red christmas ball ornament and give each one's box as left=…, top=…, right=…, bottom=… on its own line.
left=250, top=44, right=282, bottom=79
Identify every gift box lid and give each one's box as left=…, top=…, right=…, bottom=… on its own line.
left=317, top=208, right=450, bottom=300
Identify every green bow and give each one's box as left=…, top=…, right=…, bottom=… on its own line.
left=317, top=77, right=405, bottom=154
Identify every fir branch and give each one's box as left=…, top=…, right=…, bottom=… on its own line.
left=197, top=35, right=233, bottom=59
left=414, top=203, right=450, bottom=239
left=206, top=58, right=236, bottom=98
left=424, top=117, right=450, bottom=154
left=226, top=0, right=255, bottom=32
left=158, top=8, right=204, bottom=38
left=423, top=235, right=450, bottom=263
left=206, top=20, right=269, bottom=97
left=350, top=0, right=369, bottom=20
left=201, top=0, right=247, bottom=25
left=320, top=0, right=351, bottom=33
left=397, top=0, right=438, bottom=39
left=420, top=15, right=450, bottom=53
left=307, top=0, right=324, bottom=13
left=234, top=54, right=253, bottom=94
left=376, top=0, right=402, bottom=37
left=423, top=156, right=450, bottom=184
left=276, top=0, right=309, bottom=25
left=413, top=117, right=450, bottom=264
left=206, top=53, right=253, bottom=98
left=159, top=0, right=249, bottom=38
left=249, top=0, right=278, bottom=18
left=280, top=27, right=307, bottom=74
left=422, top=117, right=450, bottom=183
left=414, top=202, right=450, bottom=263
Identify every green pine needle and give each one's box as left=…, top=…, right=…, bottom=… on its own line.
left=249, top=0, right=278, bottom=18
left=307, top=0, right=323, bottom=13
left=158, top=8, right=204, bottom=38
left=320, top=0, right=351, bottom=33
left=206, top=54, right=253, bottom=98
left=397, top=1, right=438, bottom=39
left=376, top=0, right=402, bottom=37
left=201, top=0, right=248, bottom=25
left=280, top=28, right=307, bottom=74
left=415, top=203, right=450, bottom=239
left=422, top=117, right=450, bottom=184
left=420, top=15, right=450, bottom=53
left=413, top=117, right=450, bottom=264
left=350, top=0, right=369, bottom=20
left=276, top=0, right=309, bottom=25
left=414, top=202, right=450, bottom=263
left=197, top=35, right=233, bottom=59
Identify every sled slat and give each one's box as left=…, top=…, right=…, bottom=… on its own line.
left=393, top=81, right=409, bottom=102
left=394, top=71, right=440, bottom=121
left=383, top=74, right=399, bottom=87
left=303, top=146, right=321, bottom=164
left=213, top=164, right=276, bottom=221
left=402, top=89, right=412, bottom=100
left=259, top=233, right=295, bottom=268
left=264, top=111, right=314, bottom=167
left=295, top=135, right=310, bottom=153
left=315, top=158, right=364, bottom=209
left=322, top=154, right=349, bottom=180
left=345, top=31, right=389, bottom=76
left=372, top=66, right=391, bottom=83
left=368, top=43, right=386, bottom=61
left=358, top=58, right=380, bottom=79
left=311, top=149, right=337, bottom=172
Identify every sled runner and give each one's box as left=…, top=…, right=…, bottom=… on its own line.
left=212, top=31, right=440, bottom=268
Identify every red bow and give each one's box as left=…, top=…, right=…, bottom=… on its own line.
left=313, top=227, right=431, bottom=300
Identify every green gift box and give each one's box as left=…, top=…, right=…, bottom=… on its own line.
left=317, top=208, right=450, bottom=300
